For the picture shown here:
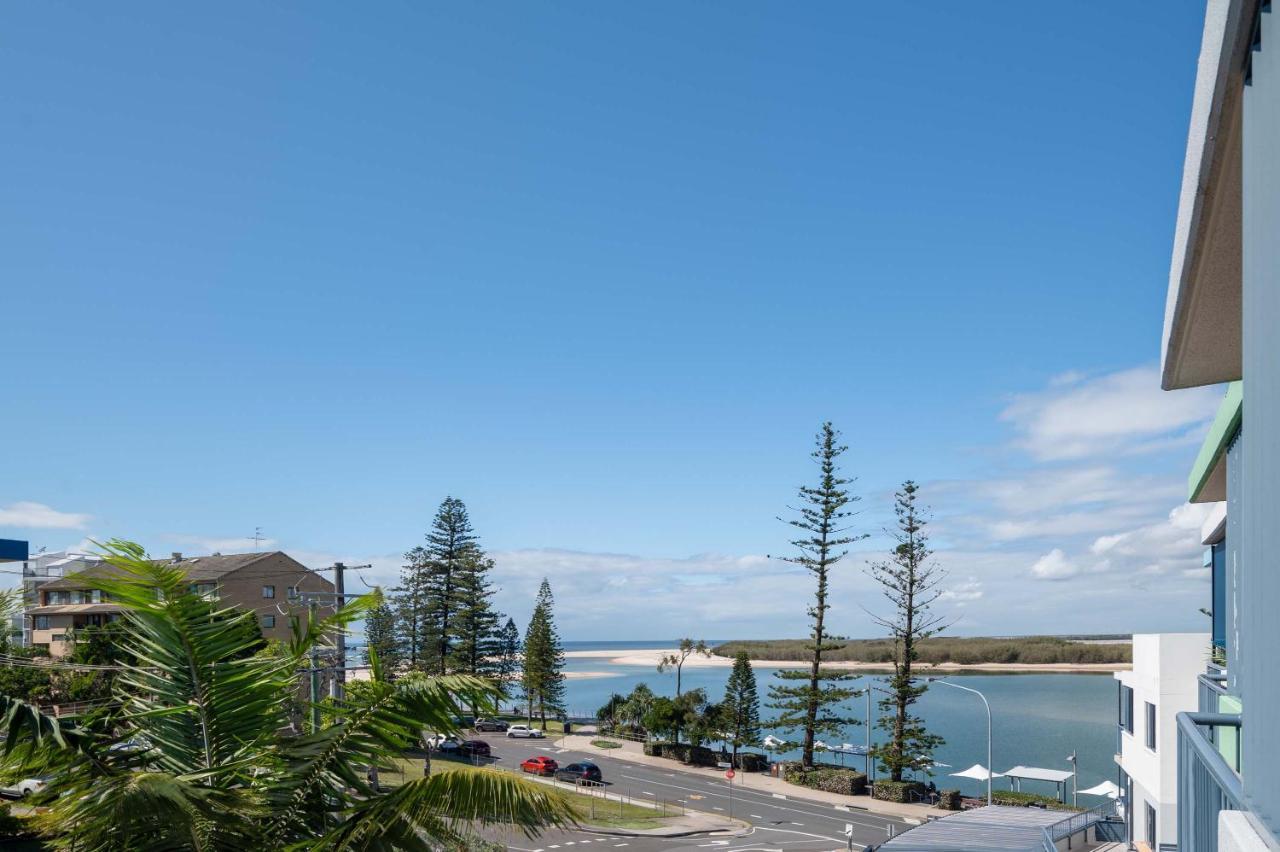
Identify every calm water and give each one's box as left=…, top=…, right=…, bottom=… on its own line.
left=559, top=644, right=1116, bottom=800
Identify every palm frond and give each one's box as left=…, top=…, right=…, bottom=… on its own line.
left=310, top=767, right=577, bottom=851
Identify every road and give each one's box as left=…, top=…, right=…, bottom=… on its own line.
left=471, top=733, right=909, bottom=851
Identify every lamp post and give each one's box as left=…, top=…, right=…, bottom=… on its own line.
left=928, top=678, right=993, bottom=806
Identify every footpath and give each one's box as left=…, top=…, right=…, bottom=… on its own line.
left=557, top=734, right=951, bottom=822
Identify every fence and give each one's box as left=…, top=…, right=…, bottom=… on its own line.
left=1038, top=798, right=1118, bottom=852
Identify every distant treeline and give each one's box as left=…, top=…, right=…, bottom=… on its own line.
left=713, top=636, right=1132, bottom=666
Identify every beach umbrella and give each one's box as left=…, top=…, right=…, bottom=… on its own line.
left=950, top=763, right=1004, bottom=781
left=762, top=735, right=790, bottom=751
left=1078, top=780, right=1120, bottom=799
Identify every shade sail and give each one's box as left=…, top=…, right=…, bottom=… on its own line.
left=1079, top=780, right=1120, bottom=798
left=1002, top=765, right=1074, bottom=783
left=951, top=763, right=1004, bottom=780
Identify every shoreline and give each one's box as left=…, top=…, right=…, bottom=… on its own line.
left=563, top=647, right=1130, bottom=673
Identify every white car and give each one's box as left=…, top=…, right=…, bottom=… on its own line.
left=423, top=733, right=461, bottom=752
left=0, top=776, right=50, bottom=798
left=506, top=725, right=545, bottom=739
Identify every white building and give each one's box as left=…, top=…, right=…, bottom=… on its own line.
left=1114, top=633, right=1209, bottom=850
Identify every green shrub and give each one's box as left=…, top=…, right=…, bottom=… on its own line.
left=938, top=789, right=961, bottom=810
left=775, top=761, right=866, bottom=796
left=660, top=743, right=717, bottom=765
left=871, top=780, right=925, bottom=803
left=991, top=790, right=1081, bottom=811
left=735, top=752, right=768, bottom=772
left=642, top=740, right=668, bottom=757
left=591, top=739, right=621, bottom=749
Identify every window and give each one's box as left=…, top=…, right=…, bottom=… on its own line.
left=50, top=634, right=65, bottom=642
left=1146, top=702, right=1157, bottom=750
left=1146, top=801, right=1157, bottom=845
left=46, top=590, right=70, bottom=606
left=261, top=614, right=276, bottom=629
left=191, top=582, right=217, bottom=599
left=34, top=616, right=49, bottom=631
left=1119, top=685, right=1134, bottom=734
left=262, top=585, right=275, bottom=599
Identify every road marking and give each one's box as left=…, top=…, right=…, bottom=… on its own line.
left=712, top=806, right=724, bottom=811
left=612, top=845, right=628, bottom=848
left=772, top=793, right=787, bottom=799
left=641, top=791, right=653, bottom=796
left=750, top=814, right=763, bottom=818
left=790, top=822, right=804, bottom=826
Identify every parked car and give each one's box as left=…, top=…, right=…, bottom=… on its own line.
left=473, top=718, right=508, bottom=732
left=0, top=775, right=51, bottom=798
left=554, top=762, right=602, bottom=785
left=459, top=739, right=491, bottom=758
left=506, top=724, right=545, bottom=739
left=520, top=755, right=558, bottom=776
left=424, top=733, right=461, bottom=752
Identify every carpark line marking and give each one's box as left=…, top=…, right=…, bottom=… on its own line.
left=750, top=814, right=763, bottom=818
left=713, top=806, right=724, bottom=811
left=772, top=793, right=786, bottom=799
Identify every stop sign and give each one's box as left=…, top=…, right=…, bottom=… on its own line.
left=725, top=768, right=735, bottom=780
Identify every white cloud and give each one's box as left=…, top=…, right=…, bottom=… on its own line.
left=0, top=501, right=91, bottom=529
left=1000, top=366, right=1220, bottom=461
left=1030, top=549, right=1080, bottom=581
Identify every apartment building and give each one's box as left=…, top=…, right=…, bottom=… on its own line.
left=1160, top=1, right=1280, bottom=849
left=27, top=551, right=334, bottom=658
left=1, top=539, right=29, bottom=644
left=1114, top=633, right=1208, bottom=850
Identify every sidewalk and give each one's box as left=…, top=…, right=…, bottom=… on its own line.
left=557, top=734, right=950, bottom=821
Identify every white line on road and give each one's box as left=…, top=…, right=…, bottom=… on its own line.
left=750, top=814, right=763, bottom=818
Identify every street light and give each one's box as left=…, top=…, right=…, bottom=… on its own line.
left=927, top=677, right=993, bottom=807
left=863, top=681, right=894, bottom=782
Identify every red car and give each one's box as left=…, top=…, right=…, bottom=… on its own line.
left=520, top=756, right=558, bottom=776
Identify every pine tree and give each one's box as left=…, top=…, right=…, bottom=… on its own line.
left=419, top=493, right=481, bottom=675
left=393, top=547, right=432, bottom=671
left=865, top=480, right=947, bottom=781
left=448, top=553, right=502, bottom=680
left=363, top=597, right=402, bottom=674
left=495, top=617, right=522, bottom=706
left=721, top=650, right=761, bottom=764
left=767, top=422, right=867, bottom=768
left=521, top=579, right=566, bottom=727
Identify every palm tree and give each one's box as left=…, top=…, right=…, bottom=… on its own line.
left=0, top=539, right=574, bottom=851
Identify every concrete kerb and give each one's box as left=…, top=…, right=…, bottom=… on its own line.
left=556, top=733, right=950, bottom=822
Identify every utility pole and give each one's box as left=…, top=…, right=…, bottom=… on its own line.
left=309, top=599, right=321, bottom=734
left=333, top=562, right=346, bottom=704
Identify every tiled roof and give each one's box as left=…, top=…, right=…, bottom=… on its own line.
left=40, top=552, right=279, bottom=590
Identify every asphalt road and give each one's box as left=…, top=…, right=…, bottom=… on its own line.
left=470, top=733, right=910, bottom=851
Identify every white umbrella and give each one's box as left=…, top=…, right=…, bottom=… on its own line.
left=762, top=735, right=789, bottom=751
left=1078, top=780, right=1120, bottom=799
left=950, top=763, right=1004, bottom=781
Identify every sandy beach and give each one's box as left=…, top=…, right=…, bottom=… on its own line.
left=563, top=647, right=1130, bottom=673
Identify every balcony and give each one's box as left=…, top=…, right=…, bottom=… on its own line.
left=1177, top=711, right=1243, bottom=852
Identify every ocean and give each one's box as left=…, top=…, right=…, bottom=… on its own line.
left=557, top=642, right=1117, bottom=801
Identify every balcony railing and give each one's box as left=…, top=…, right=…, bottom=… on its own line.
left=1199, top=671, right=1228, bottom=714
left=1177, top=711, right=1243, bottom=852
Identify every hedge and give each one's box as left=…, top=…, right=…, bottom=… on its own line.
left=735, top=752, right=768, bottom=772
left=640, top=741, right=718, bottom=766
left=938, top=789, right=962, bottom=811
left=789, top=767, right=867, bottom=796
left=871, top=780, right=925, bottom=803
left=991, top=790, right=1081, bottom=812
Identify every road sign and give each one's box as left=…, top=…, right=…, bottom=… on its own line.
left=725, top=768, right=735, bottom=780
left=844, top=824, right=853, bottom=837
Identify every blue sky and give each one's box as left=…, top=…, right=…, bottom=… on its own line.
left=2, top=2, right=1223, bottom=638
